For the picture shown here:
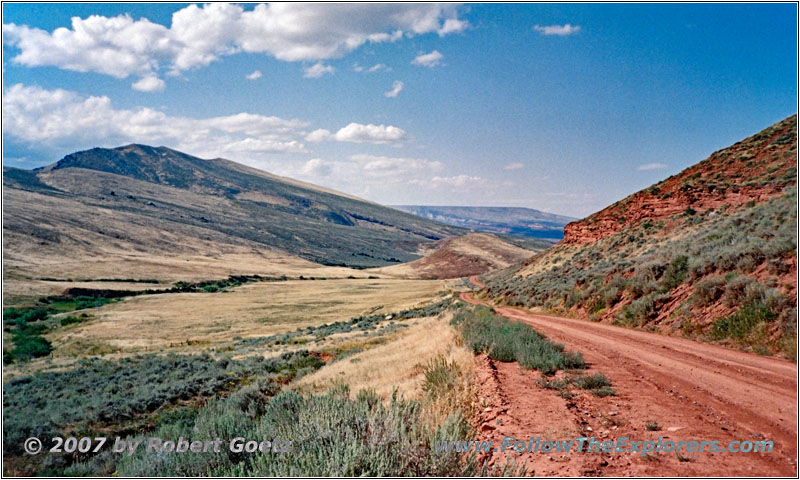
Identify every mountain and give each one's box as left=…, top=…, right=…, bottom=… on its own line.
left=390, top=205, right=575, bottom=240
left=3, top=144, right=469, bottom=278
left=482, top=114, right=797, bottom=358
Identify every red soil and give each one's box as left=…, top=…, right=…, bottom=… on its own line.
left=461, top=290, right=797, bottom=476
left=563, top=115, right=797, bottom=245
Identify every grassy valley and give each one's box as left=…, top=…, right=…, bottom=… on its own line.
left=2, top=118, right=797, bottom=477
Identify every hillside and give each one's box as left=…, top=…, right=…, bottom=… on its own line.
left=483, top=114, right=798, bottom=358
left=392, top=205, right=575, bottom=239
left=3, top=145, right=467, bottom=284
left=373, top=233, right=540, bottom=279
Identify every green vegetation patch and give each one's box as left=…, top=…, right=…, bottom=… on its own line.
left=3, top=352, right=323, bottom=458
left=107, top=386, right=477, bottom=477
left=237, top=298, right=452, bottom=348
left=451, top=304, right=585, bottom=374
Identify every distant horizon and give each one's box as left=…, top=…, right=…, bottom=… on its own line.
left=3, top=3, right=797, bottom=217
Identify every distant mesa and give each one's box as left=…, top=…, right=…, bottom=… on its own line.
left=391, top=205, right=576, bottom=240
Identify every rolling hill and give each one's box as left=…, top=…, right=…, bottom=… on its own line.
left=3, top=144, right=471, bottom=284
left=391, top=205, right=575, bottom=239
left=372, top=233, right=539, bottom=279
left=482, top=114, right=798, bottom=358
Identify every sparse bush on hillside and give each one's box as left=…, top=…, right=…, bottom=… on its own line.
left=621, top=292, right=670, bottom=326
left=484, top=187, right=797, bottom=356
left=693, top=276, right=726, bottom=306
left=710, top=302, right=776, bottom=343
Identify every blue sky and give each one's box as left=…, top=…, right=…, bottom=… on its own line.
left=2, top=3, right=797, bottom=217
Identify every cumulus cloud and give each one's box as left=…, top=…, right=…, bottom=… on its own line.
left=305, top=128, right=333, bottom=143
left=636, top=162, right=668, bottom=171
left=303, top=62, right=335, bottom=78
left=333, top=123, right=409, bottom=144
left=131, top=75, right=165, bottom=92
left=411, top=50, right=443, bottom=67
left=533, top=24, right=581, bottom=36
left=503, top=162, right=524, bottom=170
left=305, top=123, right=410, bottom=144
left=299, top=157, right=333, bottom=177
left=2, top=83, right=310, bottom=160
left=246, top=70, right=262, bottom=80
left=3, top=3, right=468, bottom=87
left=384, top=80, right=404, bottom=98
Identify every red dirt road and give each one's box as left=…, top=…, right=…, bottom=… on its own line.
left=460, top=290, right=798, bottom=476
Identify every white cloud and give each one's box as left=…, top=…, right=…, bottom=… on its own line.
left=305, top=128, right=332, bottom=142
left=636, top=162, right=668, bottom=171
left=411, top=50, right=443, bottom=67
left=428, top=174, right=487, bottom=188
left=333, top=123, right=409, bottom=144
left=503, top=162, right=524, bottom=170
left=303, top=62, right=335, bottom=78
left=305, top=123, right=410, bottom=144
left=3, top=4, right=468, bottom=86
left=533, top=24, right=581, bottom=36
left=351, top=154, right=443, bottom=177
left=438, top=18, right=469, bottom=36
left=131, top=75, right=165, bottom=92
left=299, top=158, right=333, bottom=177
left=284, top=153, right=447, bottom=198
left=384, top=80, right=404, bottom=98
left=353, top=63, right=389, bottom=73
left=2, top=83, right=310, bottom=160
left=246, top=70, right=262, bottom=80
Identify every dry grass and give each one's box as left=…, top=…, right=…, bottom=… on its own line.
left=3, top=251, right=372, bottom=303
left=372, top=233, right=535, bottom=279
left=296, top=313, right=475, bottom=402
left=45, top=278, right=445, bottom=358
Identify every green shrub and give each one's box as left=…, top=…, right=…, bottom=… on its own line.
left=623, top=292, right=669, bottom=326
left=591, top=387, right=617, bottom=397
left=422, top=356, right=462, bottom=399
left=115, top=387, right=479, bottom=477
left=3, top=351, right=323, bottom=457
left=710, top=302, right=777, bottom=341
left=451, top=306, right=584, bottom=374
left=723, top=276, right=754, bottom=307
left=10, top=335, right=53, bottom=359
left=59, top=315, right=84, bottom=326
left=661, top=256, right=688, bottom=291
left=693, top=276, right=726, bottom=306
left=572, top=373, right=611, bottom=390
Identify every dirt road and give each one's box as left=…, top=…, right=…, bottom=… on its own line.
left=460, top=289, right=797, bottom=476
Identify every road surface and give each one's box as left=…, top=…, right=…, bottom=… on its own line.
left=460, top=286, right=797, bottom=476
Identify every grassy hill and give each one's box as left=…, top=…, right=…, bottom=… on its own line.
left=4, top=144, right=466, bottom=275
left=372, top=233, right=543, bottom=279
left=392, top=205, right=575, bottom=240
left=482, top=115, right=797, bottom=358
